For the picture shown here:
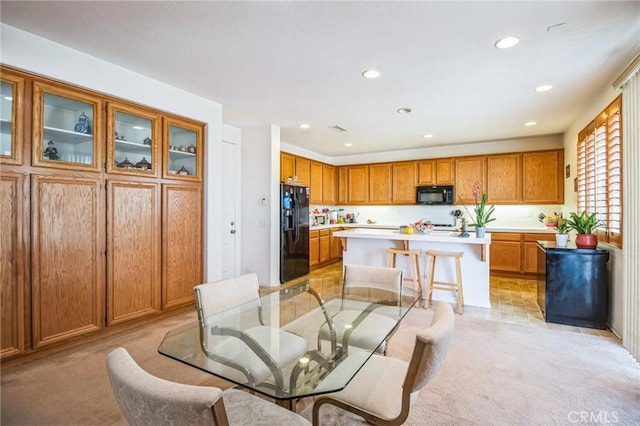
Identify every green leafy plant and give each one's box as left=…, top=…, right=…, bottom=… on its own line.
left=564, top=211, right=605, bottom=234
left=460, top=181, right=496, bottom=227
left=556, top=220, right=571, bottom=234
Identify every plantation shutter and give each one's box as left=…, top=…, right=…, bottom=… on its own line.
left=607, top=97, right=622, bottom=246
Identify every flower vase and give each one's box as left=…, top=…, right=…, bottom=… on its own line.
left=575, top=234, right=597, bottom=249
left=475, top=226, right=486, bottom=238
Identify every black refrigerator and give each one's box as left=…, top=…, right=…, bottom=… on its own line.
left=280, top=183, right=310, bottom=283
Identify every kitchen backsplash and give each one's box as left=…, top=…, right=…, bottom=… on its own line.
left=310, top=204, right=565, bottom=228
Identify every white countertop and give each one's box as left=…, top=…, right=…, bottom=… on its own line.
left=312, top=223, right=556, bottom=234
left=333, top=228, right=491, bottom=244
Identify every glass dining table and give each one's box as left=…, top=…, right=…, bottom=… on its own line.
left=158, top=276, right=419, bottom=410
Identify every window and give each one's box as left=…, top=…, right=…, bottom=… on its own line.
left=577, top=95, right=622, bottom=247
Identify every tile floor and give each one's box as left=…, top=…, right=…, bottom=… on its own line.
left=286, top=262, right=615, bottom=339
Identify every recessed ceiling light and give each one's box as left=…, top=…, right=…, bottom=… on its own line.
left=494, top=36, right=520, bottom=49
left=524, top=121, right=537, bottom=127
left=132, top=126, right=145, bottom=130
left=344, top=143, right=353, bottom=147
left=423, top=134, right=433, bottom=138
left=299, top=123, right=310, bottom=129
left=397, top=108, right=412, bottom=114
left=361, top=69, right=380, bottom=79
left=535, top=84, right=553, bottom=92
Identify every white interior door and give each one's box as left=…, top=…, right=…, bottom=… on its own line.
left=221, top=140, right=238, bottom=279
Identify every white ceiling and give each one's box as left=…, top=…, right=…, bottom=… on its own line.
left=1, top=1, right=638, bottom=156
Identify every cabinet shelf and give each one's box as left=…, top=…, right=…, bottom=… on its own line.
left=44, top=126, right=93, bottom=144
left=115, top=139, right=152, bottom=154
left=169, top=148, right=196, bottom=159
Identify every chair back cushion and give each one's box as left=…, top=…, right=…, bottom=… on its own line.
left=343, top=264, right=403, bottom=293
left=106, top=347, right=222, bottom=426
left=194, top=273, right=260, bottom=319
left=404, top=302, right=455, bottom=394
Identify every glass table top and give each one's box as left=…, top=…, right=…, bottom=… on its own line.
left=158, top=276, right=419, bottom=401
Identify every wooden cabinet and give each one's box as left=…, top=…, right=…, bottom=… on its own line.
left=309, top=161, right=323, bottom=204
left=30, top=175, right=104, bottom=349
left=455, top=156, right=486, bottom=204
left=280, top=152, right=295, bottom=183
left=309, top=230, right=320, bottom=268
left=337, top=166, right=348, bottom=205
left=490, top=232, right=556, bottom=275
left=0, top=68, right=25, bottom=166
left=392, top=161, right=416, bottom=204
left=0, top=172, right=26, bottom=358
left=436, top=159, right=454, bottom=184
left=523, top=233, right=556, bottom=273
left=348, top=165, right=369, bottom=204
left=417, top=158, right=453, bottom=185
left=322, top=164, right=336, bottom=205
left=369, top=163, right=391, bottom=204
left=162, top=184, right=203, bottom=309
left=330, top=227, right=343, bottom=260
left=295, top=157, right=311, bottom=187
left=522, top=150, right=564, bottom=204
left=310, top=228, right=339, bottom=270
left=106, top=181, right=161, bottom=325
left=487, top=153, right=521, bottom=204
left=163, top=116, right=203, bottom=181
left=489, top=233, right=522, bottom=274
left=319, top=229, right=331, bottom=264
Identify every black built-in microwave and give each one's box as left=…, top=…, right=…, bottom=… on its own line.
left=416, top=185, right=454, bottom=205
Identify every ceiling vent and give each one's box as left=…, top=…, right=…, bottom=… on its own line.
left=328, top=125, right=347, bottom=133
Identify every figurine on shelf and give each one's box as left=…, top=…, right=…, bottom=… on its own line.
left=119, top=157, right=134, bottom=169
left=44, top=140, right=60, bottom=160
left=187, top=144, right=196, bottom=154
left=178, top=166, right=190, bottom=175
left=74, top=112, right=92, bottom=135
left=143, top=137, right=152, bottom=146
left=135, top=157, right=151, bottom=170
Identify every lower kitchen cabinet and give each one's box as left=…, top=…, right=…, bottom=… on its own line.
left=31, top=174, right=104, bottom=349
left=162, top=184, right=203, bottom=309
left=319, top=230, right=331, bottom=264
left=309, top=230, right=320, bottom=268
left=310, top=228, right=340, bottom=270
left=330, top=227, right=343, bottom=261
left=490, top=231, right=556, bottom=275
left=107, top=180, right=161, bottom=325
left=523, top=233, right=555, bottom=273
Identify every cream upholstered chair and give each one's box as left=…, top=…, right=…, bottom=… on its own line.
left=312, top=302, right=455, bottom=426
left=317, top=264, right=403, bottom=354
left=194, top=273, right=308, bottom=389
left=106, top=347, right=310, bottom=426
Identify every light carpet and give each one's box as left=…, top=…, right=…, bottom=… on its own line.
left=1, top=307, right=638, bottom=425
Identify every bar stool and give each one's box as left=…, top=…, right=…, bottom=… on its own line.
left=425, top=250, right=464, bottom=314
left=387, top=248, right=422, bottom=296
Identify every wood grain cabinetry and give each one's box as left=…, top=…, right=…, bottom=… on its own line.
left=455, top=156, right=486, bottom=203
left=0, top=66, right=205, bottom=360
left=319, top=229, right=331, bottom=264
left=322, top=164, right=336, bottom=205
left=295, top=157, right=311, bottom=188
left=0, top=68, right=25, bottom=166
left=369, top=163, right=391, bottom=204
left=337, top=166, right=348, bottom=205
left=487, top=153, right=521, bottom=203
left=436, top=159, right=454, bottom=184
left=392, top=161, right=416, bottom=204
left=490, top=231, right=556, bottom=275
left=348, top=165, right=369, bottom=204
left=310, top=228, right=339, bottom=270
left=31, top=174, right=104, bottom=349
left=522, top=150, right=564, bottom=204
left=310, top=161, right=323, bottom=204
left=309, top=230, right=319, bottom=268
left=417, top=158, right=453, bottom=185
left=280, top=152, right=295, bottom=183
left=330, top=227, right=343, bottom=260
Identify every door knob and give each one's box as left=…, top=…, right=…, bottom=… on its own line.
left=230, top=230, right=236, bottom=234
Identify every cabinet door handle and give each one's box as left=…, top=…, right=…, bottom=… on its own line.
left=230, top=230, right=236, bottom=234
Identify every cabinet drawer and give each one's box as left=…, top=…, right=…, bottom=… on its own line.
left=523, top=233, right=555, bottom=242
left=491, top=232, right=521, bottom=241
left=319, top=229, right=331, bottom=237
left=309, top=230, right=320, bottom=239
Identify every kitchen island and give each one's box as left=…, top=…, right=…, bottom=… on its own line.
left=333, top=228, right=492, bottom=308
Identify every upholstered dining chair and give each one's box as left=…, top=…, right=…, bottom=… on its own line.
left=194, top=273, right=309, bottom=389
left=106, top=347, right=310, bottom=426
left=317, top=264, right=404, bottom=354
left=312, top=301, right=455, bottom=426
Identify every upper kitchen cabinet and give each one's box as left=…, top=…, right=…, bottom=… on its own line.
left=0, top=69, right=25, bottom=166
left=310, top=161, right=323, bottom=204
left=417, top=158, right=453, bottom=185
left=32, top=81, right=103, bottom=172
left=322, top=164, right=336, bottom=205
left=392, top=161, right=416, bottom=204
left=295, top=157, right=311, bottom=187
left=369, top=163, right=392, bottom=204
left=348, top=165, right=369, bottom=204
left=106, top=102, right=161, bottom=176
left=337, top=166, right=348, bottom=205
left=455, top=155, right=486, bottom=204
left=522, top=150, right=564, bottom=204
left=163, top=116, right=203, bottom=181
left=487, top=153, right=522, bottom=204
left=280, top=152, right=295, bottom=183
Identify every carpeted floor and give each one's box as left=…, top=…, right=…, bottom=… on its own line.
left=1, top=306, right=638, bottom=426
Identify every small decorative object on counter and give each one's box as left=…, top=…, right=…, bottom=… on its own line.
left=143, top=137, right=152, bottom=146
left=458, top=218, right=470, bottom=238
left=135, top=157, right=151, bottom=170
left=44, top=140, right=60, bottom=160
left=178, top=165, right=190, bottom=175
left=74, top=112, right=92, bottom=134
left=187, top=144, right=196, bottom=154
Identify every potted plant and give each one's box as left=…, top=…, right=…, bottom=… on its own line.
left=564, top=211, right=605, bottom=249
left=460, top=181, right=496, bottom=238
left=555, top=220, right=571, bottom=247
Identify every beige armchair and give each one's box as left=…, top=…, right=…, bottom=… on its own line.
left=106, top=347, right=310, bottom=426
left=194, top=273, right=309, bottom=389
left=312, top=301, right=455, bottom=426
left=317, top=264, right=404, bottom=354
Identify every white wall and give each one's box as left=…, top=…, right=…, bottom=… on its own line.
left=1, top=24, right=225, bottom=281
left=562, top=83, right=624, bottom=337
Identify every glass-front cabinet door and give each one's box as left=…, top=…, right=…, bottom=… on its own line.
left=32, top=81, right=102, bottom=171
left=106, top=103, right=161, bottom=176
left=0, top=71, right=25, bottom=165
left=163, top=117, right=203, bottom=181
